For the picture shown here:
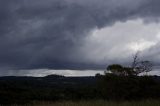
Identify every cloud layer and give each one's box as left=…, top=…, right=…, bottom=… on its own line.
left=1, top=0, right=160, bottom=74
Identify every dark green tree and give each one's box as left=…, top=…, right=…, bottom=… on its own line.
left=106, top=64, right=136, bottom=76
left=106, top=64, right=124, bottom=76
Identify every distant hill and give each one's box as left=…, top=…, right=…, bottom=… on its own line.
left=0, top=75, right=97, bottom=88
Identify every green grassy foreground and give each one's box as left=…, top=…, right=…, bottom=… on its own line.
left=5, top=100, right=160, bottom=106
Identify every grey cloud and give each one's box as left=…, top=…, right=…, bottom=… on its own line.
left=0, top=0, right=160, bottom=74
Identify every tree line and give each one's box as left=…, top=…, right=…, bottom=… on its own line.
left=105, top=52, right=153, bottom=76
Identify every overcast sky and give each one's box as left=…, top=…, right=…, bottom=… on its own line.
left=1, top=0, right=160, bottom=76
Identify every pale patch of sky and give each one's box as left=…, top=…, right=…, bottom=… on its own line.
left=2, top=69, right=159, bottom=77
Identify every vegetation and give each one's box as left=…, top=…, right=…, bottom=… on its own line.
left=98, top=74, right=160, bottom=101
left=99, top=52, right=160, bottom=101
left=0, top=53, right=159, bottom=105
left=0, top=74, right=160, bottom=105
left=106, top=52, right=153, bottom=76
left=1, top=100, right=160, bottom=106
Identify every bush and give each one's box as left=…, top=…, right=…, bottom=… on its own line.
left=97, top=74, right=160, bottom=100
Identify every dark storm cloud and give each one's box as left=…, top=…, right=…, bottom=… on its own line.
left=0, top=0, right=160, bottom=72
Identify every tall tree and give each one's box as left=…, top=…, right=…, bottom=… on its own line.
left=106, top=51, right=153, bottom=76
left=131, top=51, right=152, bottom=75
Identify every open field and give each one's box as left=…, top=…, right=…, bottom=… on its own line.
left=4, top=100, right=160, bottom=106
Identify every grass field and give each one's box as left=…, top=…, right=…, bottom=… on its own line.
left=5, top=100, right=160, bottom=106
